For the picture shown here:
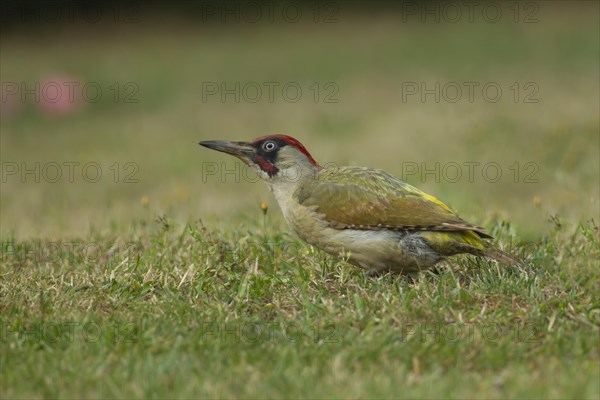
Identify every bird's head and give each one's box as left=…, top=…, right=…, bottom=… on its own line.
left=199, top=134, right=321, bottom=182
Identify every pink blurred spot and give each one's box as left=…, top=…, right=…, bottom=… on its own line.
left=37, top=76, right=83, bottom=115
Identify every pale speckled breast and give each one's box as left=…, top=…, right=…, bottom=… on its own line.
left=284, top=201, right=330, bottom=246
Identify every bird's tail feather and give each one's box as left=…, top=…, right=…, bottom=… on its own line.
left=454, top=242, right=524, bottom=267
left=480, top=246, right=524, bottom=267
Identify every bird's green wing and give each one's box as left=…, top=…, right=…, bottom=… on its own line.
left=295, top=166, right=491, bottom=238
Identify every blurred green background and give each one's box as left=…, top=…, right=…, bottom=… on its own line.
left=1, top=1, right=598, bottom=239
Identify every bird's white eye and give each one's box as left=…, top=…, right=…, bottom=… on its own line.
left=263, top=141, right=277, bottom=152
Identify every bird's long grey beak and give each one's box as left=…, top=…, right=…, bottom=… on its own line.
left=199, top=140, right=255, bottom=163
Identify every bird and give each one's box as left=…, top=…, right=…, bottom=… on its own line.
left=199, top=134, right=521, bottom=275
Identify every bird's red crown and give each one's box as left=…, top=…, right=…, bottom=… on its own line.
left=252, top=134, right=319, bottom=167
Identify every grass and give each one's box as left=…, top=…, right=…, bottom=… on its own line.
left=1, top=216, right=599, bottom=398
left=1, top=3, right=599, bottom=398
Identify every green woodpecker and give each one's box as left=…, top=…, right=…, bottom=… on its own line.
left=199, top=135, right=521, bottom=274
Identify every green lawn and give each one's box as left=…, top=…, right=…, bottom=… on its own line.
left=1, top=3, right=599, bottom=398
left=1, top=218, right=599, bottom=398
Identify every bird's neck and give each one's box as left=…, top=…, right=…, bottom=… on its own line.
left=264, top=164, right=319, bottom=216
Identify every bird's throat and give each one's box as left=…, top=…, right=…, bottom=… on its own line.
left=254, top=155, right=278, bottom=176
